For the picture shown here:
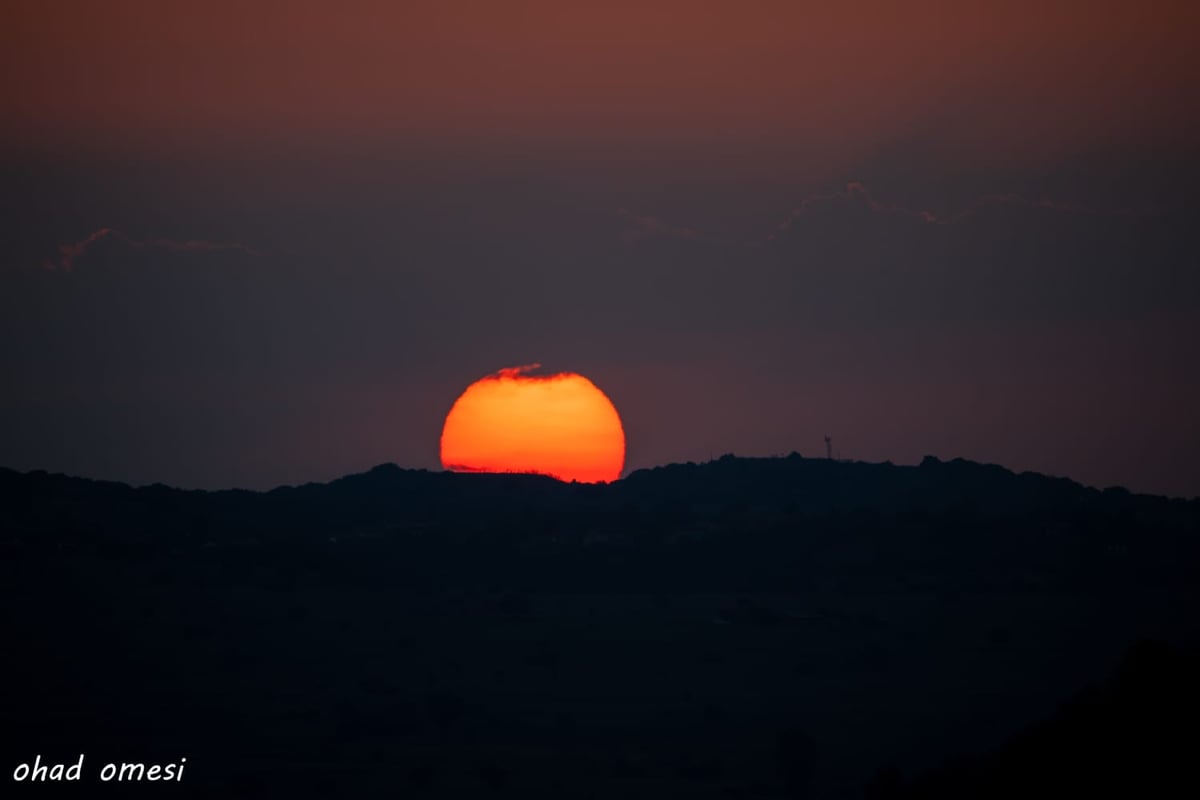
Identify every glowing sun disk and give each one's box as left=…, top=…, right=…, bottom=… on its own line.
left=440, top=365, right=625, bottom=483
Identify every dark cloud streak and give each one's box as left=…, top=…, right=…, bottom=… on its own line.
left=43, top=227, right=263, bottom=272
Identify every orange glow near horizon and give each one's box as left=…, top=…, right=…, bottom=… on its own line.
left=440, top=365, right=625, bottom=483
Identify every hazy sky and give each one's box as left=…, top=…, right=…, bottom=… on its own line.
left=2, top=1, right=1198, bottom=495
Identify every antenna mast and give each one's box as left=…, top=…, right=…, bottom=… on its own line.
left=824, top=435, right=832, bottom=460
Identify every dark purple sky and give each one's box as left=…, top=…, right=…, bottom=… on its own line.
left=2, top=1, right=1198, bottom=496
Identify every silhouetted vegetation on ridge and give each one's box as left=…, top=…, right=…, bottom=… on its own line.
left=2, top=453, right=1190, bottom=543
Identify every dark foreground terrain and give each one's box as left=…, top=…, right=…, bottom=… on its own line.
left=2, top=454, right=1198, bottom=798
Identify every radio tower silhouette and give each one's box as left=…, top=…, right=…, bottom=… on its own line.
left=824, top=435, right=833, bottom=460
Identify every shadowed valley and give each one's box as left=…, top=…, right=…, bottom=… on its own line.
left=2, top=455, right=1197, bottom=798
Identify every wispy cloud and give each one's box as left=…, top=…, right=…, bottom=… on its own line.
left=616, top=208, right=701, bottom=243
left=935, top=193, right=1151, bottom=224
left=43, top=228, right=262, bottom=272
left=495, top=363, right=544, bottom=378
left=766, top=182, right=1155, bottom=242
left=777, top=182, right=939, bottom=233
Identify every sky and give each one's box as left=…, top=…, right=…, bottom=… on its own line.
left=2, top=1, right=1199, bottom=496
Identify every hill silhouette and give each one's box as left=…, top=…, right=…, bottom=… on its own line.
left=1, top=454, right=1197, bottom=798
left=3, top=453, right=1190, bottom=540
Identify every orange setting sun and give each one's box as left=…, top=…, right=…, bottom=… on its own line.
left=440, top=365, right=625, bottom=483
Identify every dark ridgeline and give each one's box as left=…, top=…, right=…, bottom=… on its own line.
left=1, top=454, right=1197, bottom=798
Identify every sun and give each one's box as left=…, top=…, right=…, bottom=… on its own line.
left=440, top=364, right=625, bottom=483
